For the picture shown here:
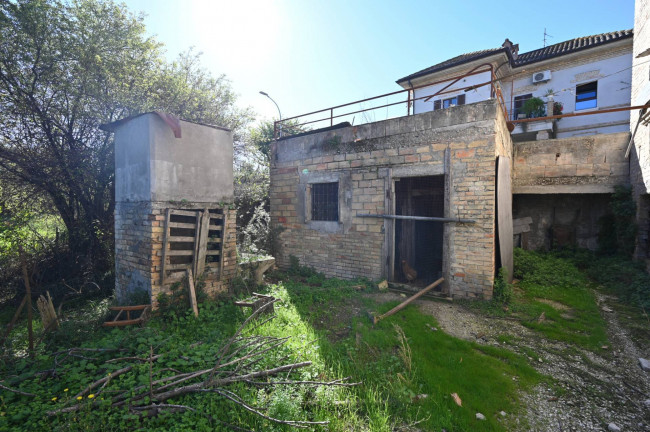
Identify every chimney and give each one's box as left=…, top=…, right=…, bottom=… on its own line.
left=502, top=38, right=519, bottom=60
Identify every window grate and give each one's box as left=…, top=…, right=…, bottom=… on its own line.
left=311, top=182, right=338, bottom=221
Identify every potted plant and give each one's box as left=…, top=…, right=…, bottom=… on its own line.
left=553, top=101, right=564, bottom=116
left=522, top=97, right=546, bottom=118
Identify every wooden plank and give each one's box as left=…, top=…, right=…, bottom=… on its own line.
left=206, top=250, right=220, bottom=256
left=168, top=236, right=196, bottom=243
left=108, top=305, right=149, bottom=311
left=195, top=208, right=210, bottom=277
left=374, top=278, right=444, bottom=324
left=160, top=208, right=171, bottom=285
left=219, top=211, right=227, bottom=281
left=187, top=269, right=199, bottom=317
left=167, top=263, right=192, bottom=271
left=497, top=155, right=514, bottom=282
left=207, top=224, right=223, bottom=231
left=192, top=211, right=202, bottom=276
left=168, top=222, right=197, bottom=229
left=208, top=213, right=224, bottom=219
left=206, top=238, right=222, bottom=243
left=167, top=250, right=194, bottom=256
left=103, top=318, right=143, bottom=327
left=169, top=209, right=199, bottom=217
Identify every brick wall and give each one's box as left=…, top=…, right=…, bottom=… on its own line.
left=271, top=100, right=509, bottom=299
left=513, top=132, right=630, bottom=194
left=115, top=202, right=237, bottom=307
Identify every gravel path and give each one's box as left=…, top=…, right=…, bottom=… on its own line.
left=373, top=292, right=650, bottom=431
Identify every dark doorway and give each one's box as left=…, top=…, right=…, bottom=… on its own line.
left=394, top=175, right=444, bottom=287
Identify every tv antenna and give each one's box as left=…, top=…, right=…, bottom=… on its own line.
left=543, top=28, right=553, bottom=47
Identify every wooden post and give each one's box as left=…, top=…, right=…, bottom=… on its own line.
left=186, top=269, right=199, bottom=317
left=373, top=277, right=444, bottom=325
left=195, top=209, right=210, bottom=277
left=160, top=208, right=171, bottom=284
left=19, top=246, right=33, bottom=354
left=0, top=296, right=27, bottom=347
left=218, top=211, right=227, bottom=281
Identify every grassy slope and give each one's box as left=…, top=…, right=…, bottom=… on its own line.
left=466, top=249, right=609, bottom=352
left=5, top=248, right=627, bottom=431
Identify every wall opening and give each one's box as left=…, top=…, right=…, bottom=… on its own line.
left=393, top=175, right=445, bottom=287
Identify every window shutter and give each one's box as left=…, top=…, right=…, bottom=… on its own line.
left=457, top=94, right=466, bottom=105
left=433, top=100, right=441, bottom=110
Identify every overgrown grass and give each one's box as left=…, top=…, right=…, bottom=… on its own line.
left=1, top=269, right=546, bottom=431
left=274, top=272, right=543, bottom=431
left=464, top=248, right=609, bottom=351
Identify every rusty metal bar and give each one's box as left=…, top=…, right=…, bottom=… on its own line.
left=276, top=81, right=495, bottom=133
left=422, top=63, right=493, bottom=103
left=273, top=65, right=499, bottom=138
left=357, top=213, right=475, bottom=224
left=510, top=104, right=650, bottom=123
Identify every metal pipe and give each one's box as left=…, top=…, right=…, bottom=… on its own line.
left=278, top=67, right=493, bottom=124
left=422, top=63, right=493, bottom=103
left=510, top=103, right=650, bottom=123
left=357, top=213, right=475, bottom=224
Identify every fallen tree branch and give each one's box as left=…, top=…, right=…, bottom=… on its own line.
left=206, top=388, right=329, bottom=428
left=0, top=382, right=36, bottom=397
left=46, top=297, right=360, bottom=429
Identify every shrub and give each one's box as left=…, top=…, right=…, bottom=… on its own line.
left=522, top=97, right=546, bottom=118
left=598, top=185, right=637, bottom=257
left=493, top=267, right=513, bottom=304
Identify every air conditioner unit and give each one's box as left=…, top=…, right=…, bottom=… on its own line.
left=532, top=70, right=551, bottom=84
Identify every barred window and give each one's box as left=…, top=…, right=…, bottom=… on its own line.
left=311, top=182, right=338, bottom=222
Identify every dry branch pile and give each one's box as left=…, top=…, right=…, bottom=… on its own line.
left=45, top=299, right=360, bottom=428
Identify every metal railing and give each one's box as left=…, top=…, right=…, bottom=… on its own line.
left=274, top=64, right=509, bottom=139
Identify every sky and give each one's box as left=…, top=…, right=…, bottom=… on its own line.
left=121, top=0, right=635, bottom=128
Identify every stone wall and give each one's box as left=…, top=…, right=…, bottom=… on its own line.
left=115, top=201, right=237, bottom=307
left=513, top=132, right=630, bottom=194
left=513, top=194, right=611, bottom=251
left=631, top=0, right=650, bottom=263
left=271, top=100, right=509, bottom=299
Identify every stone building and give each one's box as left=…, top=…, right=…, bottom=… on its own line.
left=271, top=101, right=512, bottom=299
left=270, top=26, right=650, bottom=298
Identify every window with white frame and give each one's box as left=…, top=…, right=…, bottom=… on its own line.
left=433, top=94, right=465, bottom=110
left=575, top=81, right=597, bottom=110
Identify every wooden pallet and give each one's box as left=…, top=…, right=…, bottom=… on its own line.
left=103, top=305, right=151, bottom=327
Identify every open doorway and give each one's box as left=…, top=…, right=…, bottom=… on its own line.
left=394, top=175, right=445, bottom=288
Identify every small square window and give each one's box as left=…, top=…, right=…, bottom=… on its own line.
left=433, top=94, right=465, bottom=110
left=311, top=182, right=338, bottom=222
left=513, top=93, right=532, bottom=119
left=576, top=81, right=597, bottom=110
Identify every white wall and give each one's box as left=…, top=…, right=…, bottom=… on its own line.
left=413, top=71, right=492, bottom=114
left=503, top=52, right=633, bottom=137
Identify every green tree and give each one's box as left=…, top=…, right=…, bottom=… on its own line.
left=0, top=0, right=252, bottom=275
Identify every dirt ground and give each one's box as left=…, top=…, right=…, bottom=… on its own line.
left=372, top=292, right=650, bottom=431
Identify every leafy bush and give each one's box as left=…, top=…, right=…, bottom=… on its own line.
left=493, top=267, right=513, bottom=304
left=513, top=248, right=585, bottom=289
left=597, top=185, right=637, bottom=257
left=522, top=97, right=546, bottom=118
left=552, top=247, right=650, bottom=310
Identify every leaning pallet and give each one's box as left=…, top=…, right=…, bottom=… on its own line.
left=103, top=305, right=151, bottom=327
